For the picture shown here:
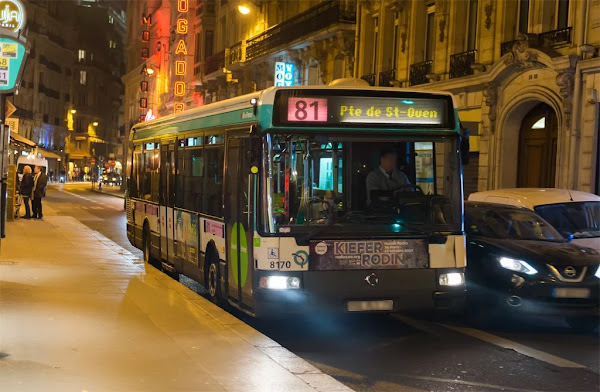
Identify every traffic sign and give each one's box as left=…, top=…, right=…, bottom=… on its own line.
left=5, top=99, right=15, bottom=117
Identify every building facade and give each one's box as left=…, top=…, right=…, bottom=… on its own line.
left=8, top=0, right=77, bottom=173
left=66, top=2, right=125, bottom=178
left=355, top=0, right=600, bottom=196
left=66, top=0, right=126, bottom=180
left=123, top=0, right=357, bottom=121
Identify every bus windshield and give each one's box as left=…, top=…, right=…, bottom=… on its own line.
left=262, top=133, right=462, bottom=236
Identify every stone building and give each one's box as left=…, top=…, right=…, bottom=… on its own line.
left=355, top=0, right=600, bottom=196
left=66, top=1, right=126, bottom=179
left=123, top=0, right=357, bottom=119
left=9, top=0, right=77, bottom=173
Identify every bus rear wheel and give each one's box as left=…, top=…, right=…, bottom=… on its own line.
left=143, top=225, right=159, bottom=269
left=207, top=259, right=222, bottom=305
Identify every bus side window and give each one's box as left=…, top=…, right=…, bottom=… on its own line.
left=204, top=146, right=224, bottom=217
left=151, top=148, right=160, bottom=202
left=176, top=144, right=185, bottom=208
left=183, top=147, right=203, bottom=211
left=131, top=152, right=140, bottom=198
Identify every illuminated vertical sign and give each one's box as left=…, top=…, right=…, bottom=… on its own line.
left=139, top=13, right=151, bottom=122
left=174, top=0, right=188, bottom=113
left=275, top=62, right=295, bottom=87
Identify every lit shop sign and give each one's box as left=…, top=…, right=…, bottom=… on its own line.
left=276, top=93, right=450, bottom=127
left=173, top=0, right=189, bottom=113
left=0, top=0, right=26, bottom=33
left=274, top=62, right=294, bottom=87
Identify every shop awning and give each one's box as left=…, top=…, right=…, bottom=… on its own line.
left=37, top=148, right=62, bottom=160
left=10, top=131, right=36, bottom=147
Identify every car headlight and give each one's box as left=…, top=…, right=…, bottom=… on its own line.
left=439, top=272, right=465, bottom=286
left=499, top=257, right=538, bottom=275
left=259, top=276, right=301, bottom=290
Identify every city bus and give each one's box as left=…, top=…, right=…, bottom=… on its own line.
left=126, top=80, right=467, bottom=317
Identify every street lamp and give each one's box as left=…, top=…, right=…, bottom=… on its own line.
left=237, top=4, right=251, bottom=14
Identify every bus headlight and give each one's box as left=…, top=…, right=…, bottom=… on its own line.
left=439, top=272, right=465, bottom=287
left=259, top=276, right=301, bottom=290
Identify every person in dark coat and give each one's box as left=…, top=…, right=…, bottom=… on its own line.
left=31, top=165, right=48, bottom=219
left=20, top=165, right=33, bottom=219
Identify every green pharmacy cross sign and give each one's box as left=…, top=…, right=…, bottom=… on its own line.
left=0, top=36, right=26, bottom=93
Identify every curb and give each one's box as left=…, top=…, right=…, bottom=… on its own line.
left=90, top=188, right=125, bottom=199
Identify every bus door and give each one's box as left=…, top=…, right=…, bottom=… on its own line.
left=160, top=143, right=176, bottom=263
left=225, top=135, right=254, bottom=310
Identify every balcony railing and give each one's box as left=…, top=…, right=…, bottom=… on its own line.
left=539, top=27, right=572, bottom=47
left=409, top=60, right=432, bottom=86
left=449, top=49, right=477, bottom=79
left=226, top=41, right=243, bottom=67
left=245, top=0, right=356, bottom=62
left=379, top=69, right=396, bottom=87
left=360, top=73, right=376, bottom=86
left=204, top=50, right=225, bottom=75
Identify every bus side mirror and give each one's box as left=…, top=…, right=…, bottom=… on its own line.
left=460, top=126, right=470, bottom=165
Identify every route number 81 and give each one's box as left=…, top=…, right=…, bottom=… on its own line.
left=287, top=98, right=328, bottom=122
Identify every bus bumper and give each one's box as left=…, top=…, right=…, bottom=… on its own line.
left=253, top=268, right=465, bottom=317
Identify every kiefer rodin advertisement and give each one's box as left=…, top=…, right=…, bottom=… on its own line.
left=310, top=239, right=429, bottom=270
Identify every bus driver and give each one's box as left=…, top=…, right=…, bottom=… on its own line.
left=366, top=147, right=410, bottom=204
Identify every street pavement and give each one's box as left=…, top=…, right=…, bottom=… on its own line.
left=0, top=184, right=351, bottom=392
left=11, top=183, right=599, bottom=392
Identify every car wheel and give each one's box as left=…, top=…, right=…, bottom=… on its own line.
left=206, top=258, right=222, bottom=306
left=566, top=316, right=599, bottom=333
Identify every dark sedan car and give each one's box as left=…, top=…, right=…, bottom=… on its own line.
left=465, top=202, right=599, bottom=331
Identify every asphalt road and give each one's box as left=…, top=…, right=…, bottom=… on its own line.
left=41, top=184, right=600, bottom=392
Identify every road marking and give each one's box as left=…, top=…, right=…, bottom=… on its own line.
left=440, top=324, right=586, bottom=369
left=397, top=374, right=548, bottom=392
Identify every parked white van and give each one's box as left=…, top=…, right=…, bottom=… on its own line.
left=16, top=155, right=48, bottom=182
left=468, top=188, right=600, bottom=252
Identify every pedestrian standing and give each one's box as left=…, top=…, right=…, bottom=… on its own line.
left=31, top=166, right=48, bottom=219
left=20, top=165, right=33, bottom=219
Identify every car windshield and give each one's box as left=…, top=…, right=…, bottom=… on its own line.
left=534, top=201, right=600, bottom=239
left=261, top=133, right=462, bottom=236
left=465, top=207, right=563, bottom=241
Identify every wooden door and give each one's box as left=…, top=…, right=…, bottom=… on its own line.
left=517, top=103, right=558, bottom=188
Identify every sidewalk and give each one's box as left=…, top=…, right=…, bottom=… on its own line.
left=0, top=215, right=353, bottom=391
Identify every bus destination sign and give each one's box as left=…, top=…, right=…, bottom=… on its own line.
left=285, top=96, right=447, bottom=126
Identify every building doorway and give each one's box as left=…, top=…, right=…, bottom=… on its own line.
left=517, top=103, right=558, bottom=188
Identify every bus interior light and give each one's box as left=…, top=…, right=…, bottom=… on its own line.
left=439, top=272, right=465, bottom=287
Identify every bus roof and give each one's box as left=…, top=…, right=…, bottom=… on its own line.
left=131, top=86, right=458, bottom=141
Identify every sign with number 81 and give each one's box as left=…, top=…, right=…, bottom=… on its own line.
left=287, top=98, right=328, bottom=122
